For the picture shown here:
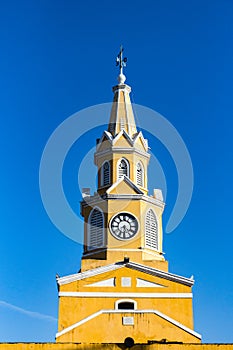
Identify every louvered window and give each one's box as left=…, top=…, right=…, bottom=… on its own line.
left=102, top=161, right=110, bottom=186
left=89, top=208, right=104, bottom=250
left=145, top=209, right=158, bottom=250
left=136, top=162, right=143, bottom=187
left=118, top=159, right=129, bottom=180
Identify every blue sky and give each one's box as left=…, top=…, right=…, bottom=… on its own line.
left=0, top=0, right=233, bottom=343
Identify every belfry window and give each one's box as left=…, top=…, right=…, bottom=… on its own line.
left=118, top=158, right=129, bottom=180
left=136, top=162, right=144, bottom=187
left=145, top=209, right=158, bottom=250
left=102, top=161, right=110, bottom=186
left=88, top=208, right=104, bottom=250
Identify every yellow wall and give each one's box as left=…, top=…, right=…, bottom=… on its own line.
left=81, top=190, right=164, bottom=260
left=60, top=103, right=198, bottom=345
left=0, top=343, right=232, bottom=350
left=57, top=266, right=196, bottom=343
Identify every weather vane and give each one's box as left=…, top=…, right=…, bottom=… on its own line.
left=116, top=45, right=127, bottom=75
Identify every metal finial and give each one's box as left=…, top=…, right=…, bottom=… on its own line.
left=116, top=45, right=127, bottom=84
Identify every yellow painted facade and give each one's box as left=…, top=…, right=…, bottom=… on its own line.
left=0, top=344, right=233, bottom=350
left=2, top=53, right=231, bottom=350
left=55, top=69, right=202, bottom=345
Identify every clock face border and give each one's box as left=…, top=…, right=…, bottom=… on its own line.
left=109, top=212, right=139, bottom=241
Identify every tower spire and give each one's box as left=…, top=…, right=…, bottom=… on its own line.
left=116, top=45, right=127, bottom=84
left=108, top=47, right=137, bottom=137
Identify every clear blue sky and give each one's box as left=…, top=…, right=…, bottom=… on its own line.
left=0, top=0, right=233, bottom=343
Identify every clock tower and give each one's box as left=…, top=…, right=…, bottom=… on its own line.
left=56, top=48, right=201, bottom=345
left=81, top=54, right=166, bottom=273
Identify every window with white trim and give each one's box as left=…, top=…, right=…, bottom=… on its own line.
left=145, top=209, right=158, bottom=250
left=102, top=161, right=110, bottom=186
left=88, top=208, right=104, bottom=250
left=118, top=158, right=129, bottom=180
left=136, top=162, right=144, bottom=187
left=115, top=299, right=137, bottom=310
left=118, top=302, right=134, bottom=310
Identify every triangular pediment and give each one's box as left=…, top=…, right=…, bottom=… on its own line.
left=57, top=260, right=194, bottom=287
left=96, top=131, right=113, bottom=152
left=106, top=176, right=144, bottom=195
left=133, top=131, right=149, bottom=152
left=86, top=277, right=115, bottom=287
left=112, top=130, right=134, bottom=147
left=136, top=278, right=165, bottom=288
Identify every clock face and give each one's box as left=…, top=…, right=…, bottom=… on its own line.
left=110, top=212, right=139, bottom=240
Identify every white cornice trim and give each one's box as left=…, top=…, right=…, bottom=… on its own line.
left=95, top=147, right=150, bottom=160
left=81, top=192, right=165, bottom=210
left=107, top=248, right=141, bottom=251
left=56, top=308, right=201, bottom=340
left=59, top=292, right=192, bottom=298
left=105, top=194, right=143, bottom=199
left=57, top=260, right=194, bottom=287
left=106, top=175, right=144, bottom=195
left=127, top=262, right=194, bottom=286
left=57, top=263, right=123, bottom=286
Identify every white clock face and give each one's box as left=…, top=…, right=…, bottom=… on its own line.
left=110, top=213, right=139, bottom=240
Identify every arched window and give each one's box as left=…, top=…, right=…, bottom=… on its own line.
left=118, top=158, right=129, bottom=180
left=102, top=161, right=110, bottom=186
left=145, top=209, right=158, bottom=250
left=136, top=162, right=144, bottom=187
left=115, top=299, right=137, bottom=310
left=88, top=207, right=104, bottom=250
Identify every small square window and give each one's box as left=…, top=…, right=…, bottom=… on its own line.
left=121, top=277, right=131, bottom=287
left=123, top=316, right=134, bottom=325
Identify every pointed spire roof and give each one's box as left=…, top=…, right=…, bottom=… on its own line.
left=108, top=47, right=137, bottom=137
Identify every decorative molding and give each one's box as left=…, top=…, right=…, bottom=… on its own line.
left=106, top=175, right=144, bottom=195
left=56, top=263, right=123, bottom=286
left=107, top=248, right=141, bottom=251
left=56, top=308, right=201, bottom=340
left=112, top=130, right=134, bottom=147
left=127, top=261, right=194, bottom=286
left=57, top=260, right=194, bottom=287
left=86, top=278, right=115, bottom=287
left=81, top=188, right=165, bottom=210
left=133, top=131, right=148, bottom=151
left=105, top=193, right=164, bottom=208
left=59, top=292, right=193, bottom=298
left=136, top=278, right=166, bottom=288
left=95, top=147, right=150, bottom=162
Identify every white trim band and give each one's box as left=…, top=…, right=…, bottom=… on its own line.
left=59, top=292, right=192, bottom=298
left=56, top=308, right=201, bottom=339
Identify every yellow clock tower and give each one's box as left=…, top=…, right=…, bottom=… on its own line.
left=55, top=48, right=202, bottom=346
